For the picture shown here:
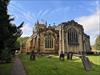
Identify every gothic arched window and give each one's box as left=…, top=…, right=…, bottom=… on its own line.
left=68, top=28, right=78, bottom=45
left=45, top=33, right=53, bottom=48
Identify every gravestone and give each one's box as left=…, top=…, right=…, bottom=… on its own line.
left=67, top=52, right=73, bottom=60
left=80, top=56, right=92, bottom=71
left=47, top=55, right=52, bottom=58
left=59, top=51, right=65, bottom=61
left=30, top=50, right=36, bottom=60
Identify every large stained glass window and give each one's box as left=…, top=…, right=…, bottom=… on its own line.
left=45, top=33, right=53, bottom=48
left=68, top=28, right=78, bottom=45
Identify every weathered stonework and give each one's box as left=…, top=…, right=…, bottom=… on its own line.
left=22, top=20, right=91, bottom=54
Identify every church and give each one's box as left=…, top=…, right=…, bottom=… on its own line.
left=22, top=20, right=91, bottom=54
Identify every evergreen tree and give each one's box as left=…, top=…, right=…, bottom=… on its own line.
left=95, top=35, right=100, bottom=50
left=0, top=0, right=24, bottom=63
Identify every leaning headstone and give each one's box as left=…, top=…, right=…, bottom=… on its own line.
left=80, top=56, right=92, bottom=71
left=47, top=55, right=52, bottom=58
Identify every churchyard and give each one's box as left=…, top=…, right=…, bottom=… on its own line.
left=0, top=53, right=100, bottom=75
left=0, top=1, right=100, bottom=75
left=0, top=63, right=12, bottom=75
left=18, top=54, right=100, bottom=75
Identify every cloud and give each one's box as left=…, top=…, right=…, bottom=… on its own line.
left=8, top=1, right=36, bottom=24
left=23, top=12, right=35, bottom=23
left=8, top=1, right=36, bottom=37
left=76, top=9, right=100, bottom=32
left=36, top=9, right=50, bottom=19
left=21, top=23, right=32, bottom=37
left=37, top=10, right=44, bottom=17
left=75, top=9, right=100, bottom=45
left=8, top=0, right=100, bottom=43
left=41, top=9, right=50, bottom=17
left=50, top=7, right=70, bottom=15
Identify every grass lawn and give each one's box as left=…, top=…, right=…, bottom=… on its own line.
left=19, top=54, right=100, bottom=75
left=0, top=63, right=12, bottom=75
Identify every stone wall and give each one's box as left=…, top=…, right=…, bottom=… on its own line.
left=23, top=20, right=91, bottom=54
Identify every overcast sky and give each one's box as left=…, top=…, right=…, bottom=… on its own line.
left=8, top=0, right=100, bottom=45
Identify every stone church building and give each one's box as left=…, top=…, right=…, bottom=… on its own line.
left=22, top=20, right=91, bottom=54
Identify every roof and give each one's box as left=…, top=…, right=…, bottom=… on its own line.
left=62, top=20, right=84, bottom=30
left=84, top=33, right=90, bottom=38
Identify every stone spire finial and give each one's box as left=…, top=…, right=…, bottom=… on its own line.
left=49, top=24, right=51, bottom=26
left=37, top=20, right=39, bottom=24
left=45, top=21, right=47, bottom=25
left=45, top=21, right=47, bottom=27
left=53, top=22, right=55, bottom=25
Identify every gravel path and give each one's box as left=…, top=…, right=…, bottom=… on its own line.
left=11, top=57, right=26, bottom=75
